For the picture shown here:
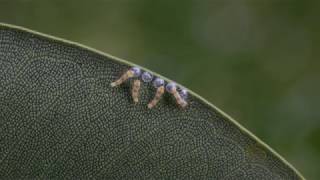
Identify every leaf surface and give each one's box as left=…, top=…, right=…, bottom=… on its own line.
left=0, top=23, right=304, bottom=179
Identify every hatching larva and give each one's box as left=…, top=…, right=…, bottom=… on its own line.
left=110, top=67, right=141, bottom=87
left=148, top=78, right=165, bottom=109
left=166, top=82, right=188, bottom=108
left=132, top=79, right=141, bottom=103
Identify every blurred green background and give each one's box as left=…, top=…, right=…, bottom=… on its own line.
left=1, top=0, right=319, bottom=179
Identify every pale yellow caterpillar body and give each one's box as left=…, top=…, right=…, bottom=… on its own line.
left=110, top=70, right=134, bottom=87
left=166, top=83, right=188, bottom=108
left=111, top=67, right=141, bottom=87
left=148, top=86, right=165, bottom=109
left=132, top=79, right=141, bottom=103
left=172, top=88, right=188, bottom=108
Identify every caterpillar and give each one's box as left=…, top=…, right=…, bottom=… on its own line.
left=110, top=67, right=141, bottom=87
left=132, top=79, right=141, bottom=103
left=166, top=82, right=188, bottom=108
left=148, top=78, right=165, bottom=109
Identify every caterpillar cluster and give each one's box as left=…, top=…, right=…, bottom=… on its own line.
left=110, top=67, right=188, bottom=109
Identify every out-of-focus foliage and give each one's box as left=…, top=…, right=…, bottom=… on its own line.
left=0, top=0, right=319, bottom=179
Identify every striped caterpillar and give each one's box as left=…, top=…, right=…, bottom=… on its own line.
left=148, top=78, right=165, bottom=109
left=166, top=82, right=188, bottom=108
left=110, top=67, right=141, bottom=87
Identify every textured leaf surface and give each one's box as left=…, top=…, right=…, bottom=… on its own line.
left=0, top=24, right=303, bottom=179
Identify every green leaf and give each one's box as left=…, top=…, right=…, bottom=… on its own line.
left=0, top=23, right=304, bottom=179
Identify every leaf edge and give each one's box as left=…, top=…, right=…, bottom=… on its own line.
left=0, top=22, right=305, bottom=180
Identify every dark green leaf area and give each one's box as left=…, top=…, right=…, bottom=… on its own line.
left=0, top=26, right=302, bottom=179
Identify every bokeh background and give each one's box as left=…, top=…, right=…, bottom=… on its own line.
left=1, top=0, right=319, bottom=179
